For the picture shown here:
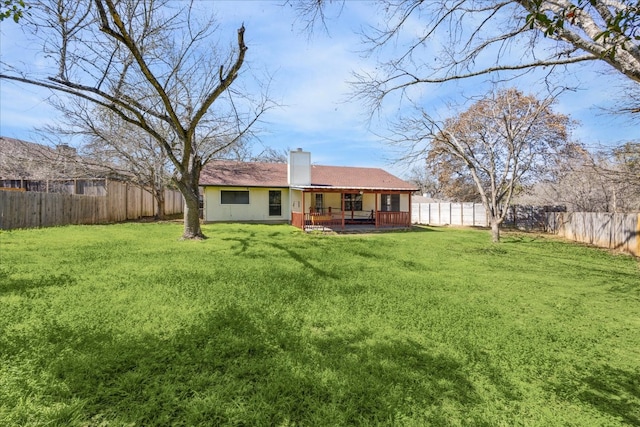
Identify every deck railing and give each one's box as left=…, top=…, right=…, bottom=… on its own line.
left=291, top=212, right=305, bottom=229
left=293, top=211, right=411, bottom=230
left=376, top=211, right=410, bottom=228
left=306, top=212, right=344, bottom=229
left=291, top=212, right=344, bottom=229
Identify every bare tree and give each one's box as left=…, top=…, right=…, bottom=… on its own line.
left=596, top=141, right=640, bottom=210
left=1, top=0, right=271, bottom=239
left=393, top=88, right=571, bottom=242
left=425, top=147, right=483, bottom=202
left=521, top=141, right=640, bottom=211
left=521, top=143, right=615, bottom=211
left=39, top=99, right=174, bottom=218
left=296, top=1, right=639, bottom=111
left=405, top=164, right=443, bottom=199
left=251, top=146, right=290, bottom=163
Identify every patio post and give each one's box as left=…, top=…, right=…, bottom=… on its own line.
left=341, top=192, right=345, bottom=230
left=408, top=192, right=412, bottom=227
left=375, top=191, right=379, bottom=229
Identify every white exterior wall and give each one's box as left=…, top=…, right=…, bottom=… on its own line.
left=400, top=194, right=410, bottom=211
left=203, top=187, right=290, bottom=222
left=324, top=193, right=342, bottom=211
left=363, top=193, right=375, bottom=212
left=290, top=189, right=303, bottom=213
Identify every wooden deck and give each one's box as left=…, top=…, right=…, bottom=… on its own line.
left=292, top=211, right=411, bottom=232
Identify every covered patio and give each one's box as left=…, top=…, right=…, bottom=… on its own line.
left=290, top=187, right=413, bottom=231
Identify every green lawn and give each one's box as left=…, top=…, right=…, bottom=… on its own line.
left=0, top=223, right=638, bottom=426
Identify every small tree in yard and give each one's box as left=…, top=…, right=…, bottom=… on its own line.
left=394, top=88, right=571, bottom=242
left=1, top=0, right=270, bottom=239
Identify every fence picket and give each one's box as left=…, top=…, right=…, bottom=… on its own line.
left=546, top=212, right=639, bottom=257
left=0, top=180, right=183, bottom=230
left=412, top=202, right=638, bottom=256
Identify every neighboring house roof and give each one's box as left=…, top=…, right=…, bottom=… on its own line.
left=412, top=195, right=445, bottom=203
left=0, top=136, right=129, bottom=181
left=0, top=137, right=60, bottom=179
left=200, top=161, right=418, bottom=191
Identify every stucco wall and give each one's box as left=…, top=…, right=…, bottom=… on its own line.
left=400, top=194, right=410, bottom=211
left=203, top=187, right=290, bottom=222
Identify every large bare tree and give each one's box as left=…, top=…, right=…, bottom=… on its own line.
left=1, top=0, right=270, bottom=239
left=295, top=0, right=639, bottom=110
left=393, top=88, right=571, bottom=242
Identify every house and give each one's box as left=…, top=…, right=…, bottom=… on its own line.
left=199, top=149, right=418, bottom=230
left=0, top=136, right=128, bottom=194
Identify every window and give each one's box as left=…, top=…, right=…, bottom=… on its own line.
left=343, top=193, right=362, bottom=211
left=315, top=193, right=324, bottom=212
left=221, top=190, right=249, bottom=204
left=381, top=194, right=400, bottom=212
left=269, top=190, right=282, bottom=216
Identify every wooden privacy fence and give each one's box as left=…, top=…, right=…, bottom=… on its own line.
left=545, top=212, right=639, bottom=257
left=0, top=180, right=183, bottom=230
left=413, top=202, right=639, bottom=256
left=412, top=202, right=488, bottom=227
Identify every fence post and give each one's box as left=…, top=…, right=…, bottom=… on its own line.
left=473, top=203, right=476, bottom=226
left=636, top=213, right=640, bottom=257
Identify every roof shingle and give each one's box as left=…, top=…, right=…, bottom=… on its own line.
left=200, top=161, right=417, bottom=191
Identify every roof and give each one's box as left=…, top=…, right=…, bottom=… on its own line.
left=0, top=136, right=128, bottom=180
left=412, top=195, right=447, bottom=203
left=0, top=137, right=75, bottom=180
left=200, top=161, right=418, bottom=191
left=200, top=161, right=288, bottom=188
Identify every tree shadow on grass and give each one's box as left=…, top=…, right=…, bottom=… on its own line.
left=268, top=242, right=339, bottom=280
left=577, top=365, right=640, bottom=426
left=0, top=268, right=75, bottom=295
left=27, top=304, right=480, bottom=426
left=408, top=225, right=442, bottom=232
left=220, top=231, right=256, bottom=255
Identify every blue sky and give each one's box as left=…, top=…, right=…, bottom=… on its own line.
left=0, top=1, right=636, bottom=178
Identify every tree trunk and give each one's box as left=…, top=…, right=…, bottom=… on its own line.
left=154, top=187, right=166, bottom=220
left=175, top=166, right=204, bottom=239
left=490, top=219, right=500, bottom=243
left=182, top=190, right=203, bottom=239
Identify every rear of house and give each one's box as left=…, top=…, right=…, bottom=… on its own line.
left=200, top=149, right=417, bottom=230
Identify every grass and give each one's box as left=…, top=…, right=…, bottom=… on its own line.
left=0, top=222, right=638, bottom=426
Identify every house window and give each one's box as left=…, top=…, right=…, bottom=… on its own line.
left=269, top=190, right=282, bottom=216
left=343, top=193, right=362, bottom=211
left=315, top=193, right=324, bottom=212
left=381, top=194, right=400, bottom=211
left=221, top=190, right=249, bottom=204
